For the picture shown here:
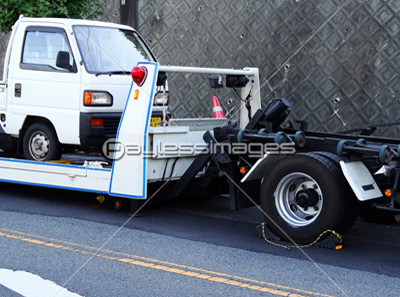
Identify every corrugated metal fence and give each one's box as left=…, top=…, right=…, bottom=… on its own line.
left=1, top=0, right=399, bottom=136
left=138, top=0, right=400, bottom=137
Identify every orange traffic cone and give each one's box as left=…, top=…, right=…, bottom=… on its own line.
left=212, top=96, right=225, bottom=118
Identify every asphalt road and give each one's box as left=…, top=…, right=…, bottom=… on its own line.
left=0, top=182, right=400, bottom=296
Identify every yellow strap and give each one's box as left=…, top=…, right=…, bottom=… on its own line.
left=260, top=223, right=342, bottom=250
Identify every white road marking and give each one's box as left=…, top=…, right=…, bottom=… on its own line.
left=0, top=269, right=83, bottom=297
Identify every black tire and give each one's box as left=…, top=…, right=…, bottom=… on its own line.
left=261, top=153, right=357, bottom=244
left=23, top=123, right=62, bottom=161
left=312, top=151, right=341, bottom=164
left=311, top=151, right=360, bottom=232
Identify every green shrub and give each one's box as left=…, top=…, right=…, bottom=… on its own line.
left=0, top=0, right=103, bottom=33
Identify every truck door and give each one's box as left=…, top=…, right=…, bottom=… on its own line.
left=9, top=25, right=81, bottom=145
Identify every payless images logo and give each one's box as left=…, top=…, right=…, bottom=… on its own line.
left=102, top=138, right=125, bottom=161
left=102, top=138, right=296, bottom=161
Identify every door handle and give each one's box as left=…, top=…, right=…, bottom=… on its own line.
left=15, top=83, right=21, bottom=98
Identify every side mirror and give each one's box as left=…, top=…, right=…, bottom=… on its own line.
left=56, top=51, right=72, bottom=71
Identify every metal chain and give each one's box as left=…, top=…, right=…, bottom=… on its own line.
left=260, top=223, right=343, bottom=250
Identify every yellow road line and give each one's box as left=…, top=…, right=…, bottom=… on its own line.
left=0, top=227, right=334, bottom=297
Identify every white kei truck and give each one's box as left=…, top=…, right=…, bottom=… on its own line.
left=0, top=18, right=399, bottom=248
left=0, top=16, right=167, bottom=161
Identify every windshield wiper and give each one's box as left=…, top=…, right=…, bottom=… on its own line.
left=95, top=71, right=130, bottom=77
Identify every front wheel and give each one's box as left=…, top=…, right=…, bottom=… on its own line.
left=261, top=153, right=357, bottom=244
left=23, top=123, right=62, bottom=161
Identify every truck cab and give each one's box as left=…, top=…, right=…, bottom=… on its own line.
left=0, top=16, right=159, bottom=161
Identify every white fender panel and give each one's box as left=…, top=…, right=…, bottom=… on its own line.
left=340, top=161, right=383, bottom=201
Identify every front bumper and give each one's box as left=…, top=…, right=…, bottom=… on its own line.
left=80, top=112, right=121, bottom=148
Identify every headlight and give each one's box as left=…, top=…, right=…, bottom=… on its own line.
left=84, top=91, right=113, bottom=106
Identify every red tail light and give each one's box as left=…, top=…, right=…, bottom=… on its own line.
left=91, top=119, right=104, bottom=127
left=131, top=66, right=147, bottom=86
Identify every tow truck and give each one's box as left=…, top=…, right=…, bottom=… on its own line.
left=1, top=59, right=399, bottom=246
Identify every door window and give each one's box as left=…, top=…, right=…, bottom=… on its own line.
left=21, top=27, right=76, bottom=73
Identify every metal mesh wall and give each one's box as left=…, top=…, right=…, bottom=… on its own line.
left=138, top=0, right=400, bottom=137
left=1, top=1, right=399, bottom=137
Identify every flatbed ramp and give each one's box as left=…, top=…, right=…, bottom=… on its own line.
left=0, top=158, right=111, bottom=194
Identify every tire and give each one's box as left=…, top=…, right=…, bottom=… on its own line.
left=312, top=151, right=341, bottom=164
left=312, top=151, right=360, bottom=232
left=23, top=123, right=62, bottom=161
left=261, top=153, right=357, bottom=244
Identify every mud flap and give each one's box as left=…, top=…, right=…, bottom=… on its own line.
left=340, top=161, right=382, bottom=201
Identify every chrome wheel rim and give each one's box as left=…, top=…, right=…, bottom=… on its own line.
left=29, top=131, right=50, bottom=161
left=274, top=172, right=323, bottom=227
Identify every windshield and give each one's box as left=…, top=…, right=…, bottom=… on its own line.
left=73, top=25, right=155, bottom=74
